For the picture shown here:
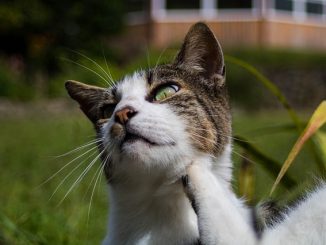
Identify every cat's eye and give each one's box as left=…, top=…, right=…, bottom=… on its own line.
left=101, top=104, right=116, bottom=119
left=153, top=84, right=180, bottom=101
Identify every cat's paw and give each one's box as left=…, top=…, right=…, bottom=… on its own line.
left=182, top=163, right=222, bottom=212
left=182, top=173, right=199, bottom=214
left=182, top=164, right=210, bottom=214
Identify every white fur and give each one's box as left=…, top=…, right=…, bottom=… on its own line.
left=101, top=72, right=202, bottom=244
left=261, top=186, right=326, bottom=245
left=100, top=71, right=326, bottom=245
left=187, top=161, right=326, bottom=245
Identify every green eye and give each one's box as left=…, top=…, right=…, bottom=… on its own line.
left=154, top=84, right=179, bottom=101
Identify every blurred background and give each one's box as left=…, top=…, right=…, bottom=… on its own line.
left=0, top=0, right=325, bottom=244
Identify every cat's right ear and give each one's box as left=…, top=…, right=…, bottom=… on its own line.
left=65, top=80, right=107, bottom=123
left=174, top=22, right=225, bottom=79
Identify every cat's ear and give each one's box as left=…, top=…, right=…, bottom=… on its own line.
left=174, top=22, right=225, bottom=79
left=65, top=80, right=107, bottom=123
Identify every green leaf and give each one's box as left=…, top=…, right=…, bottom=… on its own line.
left=270, top=101, right=326, bottom=195
left=225, top=55, right=302, bottom=130
left=234, top=136, right=297, bottom=189
left=226, top=56, right=326, bottom=173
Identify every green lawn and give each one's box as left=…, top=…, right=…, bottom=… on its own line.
left=0, top=104, right=319, bottom=244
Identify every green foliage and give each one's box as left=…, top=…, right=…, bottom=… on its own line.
left=0, top=47, right=325, bottom=243
left=0, top=113, right=108, bottom=244
left=228, top=57, right=326, bottom=202
left=0, top=59, right=35, bottom=100
left=224, top=48, right=326, bottom=110
left=0, top=0, right=125, bottom=98
left=227, top=48, right=326, bottom=69
left=271, top=101, right=326, bottom=194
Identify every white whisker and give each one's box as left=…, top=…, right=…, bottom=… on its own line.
left=61, top=57, right=109, bottom=86
left=185, top=124, right=253, bottom=143
left=154, top=47, right=167, bottom=73
left=53, top=139, right=102, bottom=158
left=87, top=150, right=111, bottom=223
left=57, top=147, right=107, bottom=206
left=38, top=144, right=101, bottom=188
left=71, top=50, right=114, bottom=86
left=102, top=49, right=115, bottom=84
left=49, top=149, right=100, bottom=200
left=189, top=131, right=260, bottom=166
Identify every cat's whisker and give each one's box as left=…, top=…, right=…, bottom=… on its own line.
left=184, top=125, right=253, bottom=143
left=102, top=49, right=115, bottom=85
left=153, top=47, right=168, bottom=73
left=61, top=57, right=109, bottom=86
left=39, top=144, right=101, bottom=189
left=83, top=142, right=113, bottom=200
left=53, top=139, right=102, bottom=158
left=146, top=46, right=151, bottom=71
left=70, top=50, right=115, bottom=86
left=49, top=149, right=99, bottom=201
left=189, top=132, right=260, bottom=167
left=57, top=147, right=107, bottom=206
left=87, top=149, right=111, bottom=223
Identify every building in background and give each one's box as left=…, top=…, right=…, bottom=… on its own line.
left=123, top=0, right=326, bottom=50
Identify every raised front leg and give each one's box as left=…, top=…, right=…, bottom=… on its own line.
left=182, top=164, right=257, bottom=245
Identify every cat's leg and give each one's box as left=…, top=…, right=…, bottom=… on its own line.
left=260, top=185, right=326, bottom=245
left=183, top=163, right=258, bottom=245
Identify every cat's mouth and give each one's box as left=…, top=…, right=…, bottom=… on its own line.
left=122, top=132, right=157, bottom=146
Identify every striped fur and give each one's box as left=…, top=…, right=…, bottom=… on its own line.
left=65, top=22, right=326, bottom=245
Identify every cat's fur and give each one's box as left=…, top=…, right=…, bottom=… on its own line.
left=65, top=23, right=326, bottom=245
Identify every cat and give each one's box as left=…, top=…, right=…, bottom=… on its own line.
left=65, top=22, right=326, bottom=245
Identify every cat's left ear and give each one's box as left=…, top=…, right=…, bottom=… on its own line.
left=65, top=80, right=108, bottom=123
left=174, top=22, right=225, bottom=79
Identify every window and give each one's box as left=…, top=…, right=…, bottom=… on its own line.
left=166, top=0, right=200, bottom=9
left=217, top=0, right=252, bottom=9
left=125, top=0, right=147, bottom=12
left=275, top=0, right=293, bottom=11
left=306, top=1, right=323, bottom=15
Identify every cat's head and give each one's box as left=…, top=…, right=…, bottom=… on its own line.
left=65, top=23, right=231, bottom=183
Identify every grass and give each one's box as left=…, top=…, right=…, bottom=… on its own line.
left=0, top=102, right=318, bottom=244
left=0, top=108, right=107, bottom=245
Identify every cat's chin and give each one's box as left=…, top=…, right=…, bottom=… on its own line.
left=121, top=139, right=157, bottom=154
left=121, top=134, right=157, bottom=149
left=116, top=140, right=183, bottom=168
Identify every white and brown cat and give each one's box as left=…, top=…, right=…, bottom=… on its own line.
left=65, top=23, right=326, bottom=245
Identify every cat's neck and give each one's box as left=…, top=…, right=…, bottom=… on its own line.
left=104, top=165, right=198, bottom=245
left=103, top=146, right=234, bottom=245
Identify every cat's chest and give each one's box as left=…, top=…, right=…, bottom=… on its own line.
left=108, top=184, right=199, bottom=245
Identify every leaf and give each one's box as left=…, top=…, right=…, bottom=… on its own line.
left=238, top=152, right=255, bottom=204
left=226, top=56, right=325, bottom=172
left=315, top=131, right=326, bottom=164
left=234, top=136, right=297, bottom=189
left=270, top=101, right=326, bottom=195
left=225, top=55, right=302, bottom=130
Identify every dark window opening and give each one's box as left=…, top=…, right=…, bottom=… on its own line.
left=166, top=0, right=200, bottom=9
left=125, top=0, right=147, bottom=12
left=217, top=0, right=252, bottom=9
left=275, top=0, right=293, bottom=11
left=306, top=1, right=323, bottom=15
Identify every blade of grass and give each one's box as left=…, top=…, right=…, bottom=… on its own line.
left=270, top=101, right=326, bottom=195
left=316, top=131, right=326, bottom=162
left=234, top=136, right=297, bottom=189
left=238, top=152, right=255, bottom=204
left=0, top=211, right=38, bottom=244
left=225, top=55, right=302, bottom=129
left=226, top=55, right=326, bottom=173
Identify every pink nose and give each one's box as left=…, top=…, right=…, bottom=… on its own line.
left=114, top=106, right=137, bottom=125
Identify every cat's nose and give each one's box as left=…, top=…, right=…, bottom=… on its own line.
left=114, top=106, right=137, bottom=125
